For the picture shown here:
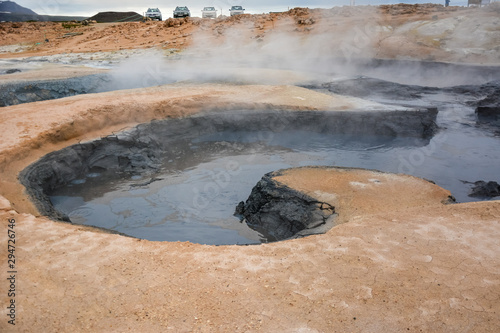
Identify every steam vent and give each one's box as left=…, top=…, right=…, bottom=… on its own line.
left=1, top=4, right=500, bottom=332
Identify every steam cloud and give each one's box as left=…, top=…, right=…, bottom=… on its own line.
left=107, top=6, right=499, bottom=91
left=107, top=12, right=379, bottom=90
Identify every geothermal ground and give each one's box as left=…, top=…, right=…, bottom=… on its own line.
left=1, top=4, right=500, bottom=332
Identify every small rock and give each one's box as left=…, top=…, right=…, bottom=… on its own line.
left=470, top=181, right=500, bottom=198
left=476, top=106, right=500, bottom=119
left=234, top=201, right=245, bottom=216
left=6, top=69, right=21, bottom=74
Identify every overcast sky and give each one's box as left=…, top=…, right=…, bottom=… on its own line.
left=17, top=0, right=468, bottom=18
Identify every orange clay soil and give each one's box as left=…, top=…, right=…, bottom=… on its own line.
left=1, top=4, right=499, bottom=64
left=1, top=164, right=500, bottom=332
left=0, top=80, right=499, bottom=332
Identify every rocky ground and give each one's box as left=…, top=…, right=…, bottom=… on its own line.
left=0, top=4, right=500, bottom=332
left=0, top=4, right=499, bottom=63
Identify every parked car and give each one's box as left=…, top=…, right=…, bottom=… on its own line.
left=145, top=8, right=162, bottom=21
left=173, top=6, right=191, bottom=18
left=229, top=5, right=245, bottom=16
left=201, top=7, right=217, bottom=19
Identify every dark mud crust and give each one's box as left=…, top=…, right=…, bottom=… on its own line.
left=235, top=170, right=336, bottom=241
left=469, top=180, right=500, bottom=198
left=470, top=81, right=500, bottom=124
left=303, top=60, right=500, bottom=105
left=19, top=109, right=437, bottom=234
left=447, top=80, right=500, bottom=128
left=303, top=77, right=439, bottom=101
left=0, top=74, right=109, bottom=107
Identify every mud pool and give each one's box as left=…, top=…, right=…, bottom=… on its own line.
left=24, top=104, right=499, bottom=245
left=48, top=132, right=430, bottom=245
left=17, top=60, right=500, bottom=245
left=48, top=127, right=499, bottom=245
left=20, top=107, right=432, bottom=245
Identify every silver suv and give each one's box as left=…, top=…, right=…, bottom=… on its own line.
left=201, top=7, right=217, bottom=19
left=145, top=8, right=162, bottom=21
left=173, top=6, right=191, bottom=18
left=229, top=6, right=245, bottom=16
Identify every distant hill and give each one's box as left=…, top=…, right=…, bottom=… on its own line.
left=0, top=1, right=86, bottom=22
left=87, top=12, right=143, bottom=23
left=0, top=0, right=37, bottom=15
left=0, top=13, right=87, bottom=22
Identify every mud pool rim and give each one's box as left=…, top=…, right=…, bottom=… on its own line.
left=19, top=107, right=438, bottom=244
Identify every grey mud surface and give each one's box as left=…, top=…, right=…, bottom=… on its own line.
left=0, top=73, right=109, bottom=107
left=20, top=108, right=437, bottom=241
